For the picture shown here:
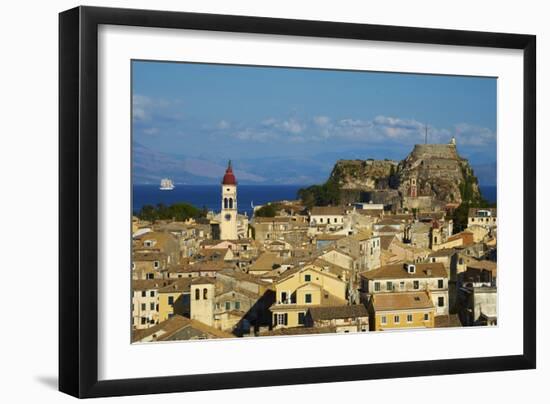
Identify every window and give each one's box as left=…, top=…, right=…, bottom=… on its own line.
left=141, top=291, right=146, bottom=297
left=304, top=274, right=311, bottom=282
left=235, top=301, right=241, bottom=310
left=224, top=197, right=228, bottom=209
left=438, top=279, right=444, bottom=289
left=195, top=289, right=200, bottom=300
left=374, top=282, right=381, bottom=292
left=281, top=292, right=287, bottom=303
left=438, top=296, right=445, bottom=307
left=394, top=315, right=400, bottom=324
left=225, top=301, right=231, bottom=310
left=305, top=293, right=312, bottom=304
left=413, top=280, right=419, bottom=290
left=153, top=261, right=159, bottom=269
left=381, top=316, right=387, bottom=325
left=146, top=273, right=154, bottom=280
left=141, top=317, right=147, bottom=325
left=150, top=291, right=155, bottom=297
left=229, top=198, right=233, bottom=209
left=150, top=302, right=155, bottom=311
left=275, top=313, right=287, bottom=326
left=168, top=296, right=174, bottom=305
left=327, top=218, right=331, bottom=224
left=424, top=313, right=430, bottom=321
left=141, top=303, right=146, bottom=311
left=407, top=314, right=413, bottom=323
left=203, top=288, right=208, bottom=299
left=386, top=281, right=393, bottom=291
left=400, top=281, right=405, bottom=290
left=298, top=312, right=305, bottom=325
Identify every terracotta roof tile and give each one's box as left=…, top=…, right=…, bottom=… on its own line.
left=371, top=292, right=434, bottom=312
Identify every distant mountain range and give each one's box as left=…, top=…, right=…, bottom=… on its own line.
left=132, top=142, right=496, bottom=186
left=133, top=142, right=332, bottom=185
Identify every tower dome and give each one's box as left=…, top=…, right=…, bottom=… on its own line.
left=222, top=160, right=237, bottom=185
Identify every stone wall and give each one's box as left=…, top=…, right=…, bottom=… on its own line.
left=402, top=196, right=433, bottom=210
left=409, top=144, right=458, bottom=160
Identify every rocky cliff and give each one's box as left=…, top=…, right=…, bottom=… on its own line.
left=327, top=143, right=482, bottom=207
left=329, top=159, right=398, bottom=190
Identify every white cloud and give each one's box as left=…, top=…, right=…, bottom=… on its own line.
left=281, top=118, right=305, bottom=134
left=132, top=94, right=182, bottom=122
left=142, top=127, right=159, bottom=136
left=132, top=94, right=152, bottom=121
left=313, top=115, right=330, bottom=126
left=223, top=114, right=494, bottom=148
left=262, top=117, right=306, bottom=134
left=232, top=129, right=279, bottom=142
left=454, top=123, right=496, bottom=146
left=217, top=120, right=231, bottom=130
left=261, top=118, right=277, bottom=126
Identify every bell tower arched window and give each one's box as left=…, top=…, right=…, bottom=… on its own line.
left=224, top=198, right=228, bottom=209
left=229, top=198, right=233, bottom=209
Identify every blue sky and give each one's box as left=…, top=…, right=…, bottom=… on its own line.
left=132, top=60, right=497, bottom=184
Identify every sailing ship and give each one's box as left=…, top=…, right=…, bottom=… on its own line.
left=159, top=178, right=175, bottom=191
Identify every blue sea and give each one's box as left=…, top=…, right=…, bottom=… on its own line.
left=133, top=185, right=305, bottom=217
left=133, top=184, right=497, bottom=217
left=480, top=185, right=497, bottom=204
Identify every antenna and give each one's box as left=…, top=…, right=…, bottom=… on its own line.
left=425, top=124, right=428, bottom=144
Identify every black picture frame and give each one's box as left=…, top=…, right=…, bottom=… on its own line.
left=59, top=5, right=536, bottom=398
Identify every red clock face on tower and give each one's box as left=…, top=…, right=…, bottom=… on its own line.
left=224, top=213, right=232, bottom=221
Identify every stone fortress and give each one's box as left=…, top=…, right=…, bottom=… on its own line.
left=330, top=137, right=481, bottom=210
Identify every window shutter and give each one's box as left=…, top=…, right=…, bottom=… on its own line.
left=284, top=313, right=288, bottom=326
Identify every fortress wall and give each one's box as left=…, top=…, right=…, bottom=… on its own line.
left=403, top=196, right=433, bottom=210
left=411, top=144, right=457, bottom=160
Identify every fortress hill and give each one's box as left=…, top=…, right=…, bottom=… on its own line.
left=323, top=137, right=482, bottom=211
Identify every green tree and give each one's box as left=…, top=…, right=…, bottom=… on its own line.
left=254, top=204, right=278, bottom=217
left=136, top=202, right=205, bottom=222
left=298, top=178, right=341, bottom=208
left=451, top=167, right=495, bottom=232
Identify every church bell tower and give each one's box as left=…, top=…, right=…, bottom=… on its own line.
left=220, top=160, right=238, bottom=240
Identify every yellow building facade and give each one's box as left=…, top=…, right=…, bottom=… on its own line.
left=370, top=291, right=435, bottom=331
left=157, top=279, right=192, bottom=322
left=270, top=264, right=347, bottom=329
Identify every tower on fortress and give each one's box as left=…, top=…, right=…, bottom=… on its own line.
left=220, top=160, right=238, bottom=240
